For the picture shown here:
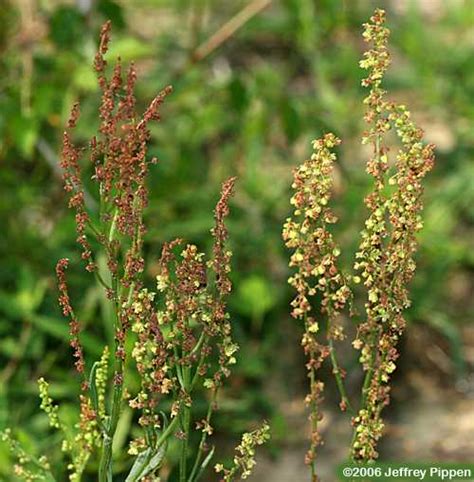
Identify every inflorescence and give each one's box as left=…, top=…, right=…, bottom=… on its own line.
left=9, top=20, right=269, bottom=482
left=283, top=8, right=435, bottom=478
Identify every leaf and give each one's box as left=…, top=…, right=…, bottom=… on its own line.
left=125, top=448, right=153, bottom=482
left=30, top=314, right=103, bottom=357
left=89, top=362, right=99, bottom=415
left=73, top=64, right=98, bottom=92
left=280, top=98, right=300, bottom=143
left=192, top=445, right=215, bottom=482
left=125, top=444, right=166, bottom=482
left=234, top=275, right=277, bottom=321
left=9, top=114, right=38, bottom=158
left=97, top=0, right=126, bottom=29
left=112, top=407, right=133, bottom=454
left=105, top=37, right=152, bottom=62
left=125, top=412, right=170, bottom=482
left=140, top=445, right=167, bottom=479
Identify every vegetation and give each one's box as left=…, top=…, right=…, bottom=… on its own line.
left=0, top=1, right=472, bottom=481
left=283, top=10, right=434, bottom=478
left=3, top=20, right=269, bottom=482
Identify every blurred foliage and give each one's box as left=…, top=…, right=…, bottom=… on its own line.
left=0, top=0, right=473, bottom=479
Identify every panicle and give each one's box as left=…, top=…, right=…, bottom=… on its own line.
left=58, top=21, right=174, bottom=376
left=283, top=133, right=351, bottom=472
left=214, top=422, right=270, bottom=481
left=211, top=176, right=236, bottom=297
left=128, top=179, right=238, bottom=451
left=0, top=430, right=52, bottom=481
left=61, top=107, right=94, bottom=272
left=94, top=20, right=111, bottom=88
left=56, top=258, right=85, bottom=375
left=351, top=9, right=435, bottom=461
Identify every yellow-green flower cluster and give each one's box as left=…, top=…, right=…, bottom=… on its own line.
left=360, top=8, right=390, bottom=90
left=38, top=372, right=103, bottom=481
left=38, top=378, right=60, bottom=429
left=67, top=395, right=101, bottom=482
left=129, top=287, right=170, bottom=428
left=215, top=423, right=270, bottom=481
left=124, top=179, right=244, bottom=474
left=283, top=133, right=351, bottom=326
left=351, top=9, right=435, bottom=462
left=0, top=429, right=53, bottom=482
left=283, top=133, right=352, bottom=473
left=95, top=345, right=109, bottom=421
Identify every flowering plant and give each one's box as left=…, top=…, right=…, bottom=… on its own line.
left=1, top=21, right=268, bottom=482
left=283, top=9, right=435, bottom=480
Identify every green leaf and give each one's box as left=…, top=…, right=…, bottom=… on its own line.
left=234, top=275, right=277, bottom=321
left=125, top=448, right=153, bottom=482
left=192, top=445, right=215, bottom=482
left=30, top=315, right=103, bottom=357
left=9, top=115, right=38, bottom=158
left=97, top=0, right=126, bottom=29
left=89, top=362, right=100, bottom=415
left=105, top=37, right=152, bottom=62
left=73, top=64, right=98, bottom=92
left=112, top=407, right=133, bottom=454
left=125, top=444, right=166, bottom=482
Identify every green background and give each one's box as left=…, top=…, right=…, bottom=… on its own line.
left=0, top=0, right=473, bottom=480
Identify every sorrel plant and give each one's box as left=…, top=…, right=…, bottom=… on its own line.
left=1, top=8, right=437, bottom=482
left=283, top=9, right=435, bottom=480
left=2, top=21, right=268, bottom=482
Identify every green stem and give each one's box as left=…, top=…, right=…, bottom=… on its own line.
left=188, top=388, right=217, bottom=482
left=94, top=269, right=111, bottom=291
left=180, top=403, right=191, bottom=482
left=328, top=338, right=354, bottom=414
left=325, top=304, right=354, bottom=415
left=351, top=126, right=384, bottom=460
left=157, top=415, right=180, bottom=450
left=191, top=336, right=209, bottom=390
left=179, top=366, right=192, bottom=482
left=98, top=206, right=124, bottom=482
left=98, top=359, right=123, bottom=482
left=308, top=366, right=317, bottom=481
left=108, top=208, right=118, bottom=244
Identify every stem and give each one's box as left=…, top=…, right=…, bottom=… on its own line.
left=108, top=208, right=118, bottom=244
left=328, top=338, right=354, bottom=414
left=188, top=388, right=218, bottom=482
left=350, top=123, right=384, bottom=460
left=191, top=335, right=209, bottom=390
left=325, top=304, right=354, bottom=415
left=98, top=206, right=124, bottom=482
left=98, top=360, right=123, bottom=482
left=179, top=403, right=191, bottom=482
left=360, top=131, right=383, bottom=414
left=360, top=339, right=375, bottom=409
left=157, top=415, right=180, bottom=450
left=99, top=277, right=135, bottom=479
left=94, top=269, right=112, bottom=291
left=308, top=366, right=317, bottom=481
left=179, top=365, right=192, bottom=482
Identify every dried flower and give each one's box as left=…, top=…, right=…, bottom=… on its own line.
left=56, top=258, right=85, bottom=375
